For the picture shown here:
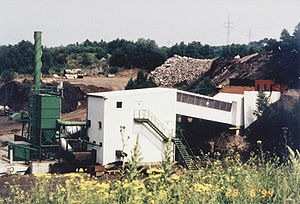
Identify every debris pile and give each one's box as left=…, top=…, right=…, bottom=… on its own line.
left=151, top=55, right=213, bottom=88
left=0, top=80, right=108, bottom=114
left=0, top=106, right=13, bottom=116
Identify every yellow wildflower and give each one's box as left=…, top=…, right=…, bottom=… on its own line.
left=232, top=189, right=238, bottom=197
left=151, top=168, right=164, bottom=173
left=225, top=189, right=232, bottom=197
left=250, top=189, right=256, bottom=198
left=123, top=183, right=130, bottom=188
left=171, top=174, right=180, bottom=181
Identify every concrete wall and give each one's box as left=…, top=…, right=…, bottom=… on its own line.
left=87, top=96, right=105, bottom=164
left=87, top=88, right=177, bottom=165
left=244, top=91, right=281, bottom=128
left=213, top=93, right=245, bottom=127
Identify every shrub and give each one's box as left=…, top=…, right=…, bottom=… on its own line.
left=108, top=66, right=119, bottom=74
left=1, top=69, right=14, bottom=82
left=125, top=71, right=157, bottom=90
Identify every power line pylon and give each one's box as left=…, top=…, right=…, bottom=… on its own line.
left=224, top=16, right=233, bottom=45
left=248, top=29, right=252, bottom=43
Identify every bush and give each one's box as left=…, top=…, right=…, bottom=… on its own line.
left=1, top=69, right=14, bottom=82
left=191, top=77, right=217, bottom=96
left=125, top=71, right=157, bottom=90
left=108, top=66, right=119, bottom=74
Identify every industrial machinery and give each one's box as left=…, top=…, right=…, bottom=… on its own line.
left=8, top=32, right=101, bottom=167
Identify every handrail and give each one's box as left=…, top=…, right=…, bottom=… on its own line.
left=134, top=109, right=172, bottom=138
left=176, top=128, right=197, bottom=162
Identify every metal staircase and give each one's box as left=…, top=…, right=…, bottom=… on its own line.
left=133, top=110, right=198, bottom=170
left=174, top=129, right=198, bottom=170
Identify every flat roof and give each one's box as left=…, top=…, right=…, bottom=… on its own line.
left=87, top=87, right=247, bottom=103
left=87, top=87, right=177, bottom=98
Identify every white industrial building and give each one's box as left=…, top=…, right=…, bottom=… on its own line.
left=86, top=87, right=280, bottom=165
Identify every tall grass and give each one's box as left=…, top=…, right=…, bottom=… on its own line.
left=2, top=144, right=299, bottom=204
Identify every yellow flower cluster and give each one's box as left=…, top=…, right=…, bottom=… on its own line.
left=193, top=183, right=212, bottom=194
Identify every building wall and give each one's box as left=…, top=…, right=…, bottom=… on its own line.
left=87, top=96, right=105, bottom=164
left=213, top=93, right=245, bottom=127
left=244, top=91, right=281, bottom=128
left=87, top=88, right=177, bottom=165
left=175, top=101, right=233, bottom=125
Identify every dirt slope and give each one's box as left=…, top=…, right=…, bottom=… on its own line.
left=152, top=52, right=299, bottom=90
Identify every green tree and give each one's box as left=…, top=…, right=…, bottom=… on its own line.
left=280, top=29, right=294, bottom=52
left=81, top=52, right=92, bottom=66
left=0, top=69, right=14, bottom=82
left=253, top=89, right=270, bottom=118
left=292, top=22, right=300, bottom=52
left=191, top=77, right=217, bottom=96
left=125, top=71, right=157, bottom=90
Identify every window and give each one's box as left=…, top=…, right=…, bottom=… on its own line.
left=116, top=102, right=122, bottom=108
left=98, top=121, right=102, bottom=129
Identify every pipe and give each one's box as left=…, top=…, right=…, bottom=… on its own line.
left=57, top=119, right=87, bottom=126
left=9, top=148, right=13, bottom=164
left=34, top=31, right=42, bottom=90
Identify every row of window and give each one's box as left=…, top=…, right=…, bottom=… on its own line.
left=176, top=92, right=232, bottom=112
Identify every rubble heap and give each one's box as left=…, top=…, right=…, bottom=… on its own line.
left=151, top=55, right=213, bottom=88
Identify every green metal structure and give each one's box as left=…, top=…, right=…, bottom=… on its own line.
left=8, top=31, right=97, bottom=163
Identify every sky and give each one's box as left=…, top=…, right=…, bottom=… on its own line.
left=1, top=0, right=300, bottom=47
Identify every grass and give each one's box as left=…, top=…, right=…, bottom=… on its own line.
left=1, top=142, right=299, bottom=203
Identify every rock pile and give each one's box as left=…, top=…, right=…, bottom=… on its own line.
left=151, top=55, right=213, bottom=88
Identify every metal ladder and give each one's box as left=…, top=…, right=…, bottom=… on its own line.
left=133, top=110, right=198, bottom=170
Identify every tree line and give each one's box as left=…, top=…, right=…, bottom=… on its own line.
left=0, top=22, right=299, bottom=78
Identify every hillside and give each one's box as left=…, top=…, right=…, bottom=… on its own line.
left=151, top=51, right=299, bottom=90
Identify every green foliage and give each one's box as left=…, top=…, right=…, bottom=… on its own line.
left=2, top=147, right=300, bottom=203
left=108, top=66, right=119, bottom=74
left=221, top=43, right=256, bottom=58
left=121, top=134, right=144, bottom=182
left=249, top=96, right=300, bottom=156
left=167, top=41, right=216, bottom=59
left=253, top=89, right=270, bottom=118
left=108, top=38, right=166, bottom=70
left=160, top=135, right=176, bottom=181
left=125, top=71, right=157, bottom=90
left=0, top=69, right=14, bottom=82
left=0, top=22, right=299, bottom=76
left=191, top=77, right=218, bottom=96
left=81, top=52, right=92, bottom=66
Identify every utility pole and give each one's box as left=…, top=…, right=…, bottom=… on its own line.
left=224, top=16, right=233, bottom=45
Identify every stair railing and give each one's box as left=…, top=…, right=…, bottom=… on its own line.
left=134, top=109, right=172, bottom=139
left=176, top=128, right=197, bottom=162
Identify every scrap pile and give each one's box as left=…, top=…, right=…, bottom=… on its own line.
left=151, top=55, right=213, bottom=88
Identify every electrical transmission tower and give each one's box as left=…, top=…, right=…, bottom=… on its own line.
left=248, top=29, right=252, bottom=43
left=224, top=16, right=233, bottom=45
